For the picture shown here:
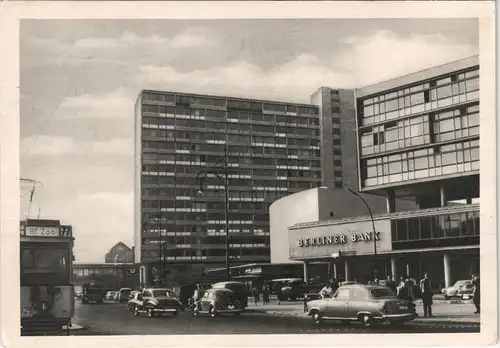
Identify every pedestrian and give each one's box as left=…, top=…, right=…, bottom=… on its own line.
left=252, top=286, right=260, bottom=306
left=275, top=284, right=282, bottom=305
left=374, top=278, right=380, bottom=285
left=472, top=273, right=480, bottom=314
left=331, top=278, right=339, bottom=293
left=405, top=276, right=417, bottom=315
left=320, top=283, right=333, bottom=299
left=262, top=284, right=270, bottom=305
left=386, top=275, right=397, bottom=295
left=419, top=272, right=433, bottom=317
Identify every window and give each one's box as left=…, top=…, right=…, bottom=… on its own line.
left=371, top=288, right=396, bottom=298
left=350, top=287, right=369, bottom=301
left=335, top=288, right=350, bottom=300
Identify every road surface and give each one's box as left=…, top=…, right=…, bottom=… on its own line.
left=68, top=301, right=479, bottom=335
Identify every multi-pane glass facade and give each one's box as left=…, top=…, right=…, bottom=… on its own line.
left=358, top=66, right=480, bottom=188
left=138, top=91, right=321, bottom=270
left=391, top=208, right=479, bottom=249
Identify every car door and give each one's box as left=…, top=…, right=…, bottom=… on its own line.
left=326, top=288, right=350, bottom=318
left=346, top=287, right=369, bottom=319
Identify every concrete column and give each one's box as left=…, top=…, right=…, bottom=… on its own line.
left=303, top=262, right=309, bottom=285
left=344, top=260, right=351, bottom=281
left=405, top=264, right=410, bottom=278
left=390, top=256, right=397, bottom=281
left=466, top=197, right=472, bottom=204
left=386, top=190, right=396, bottom=213
left=443, top=253, right=452, bottom=288
left=333, top=263, right=338, bottom=279
left=440, top=187, right=447, bottom=207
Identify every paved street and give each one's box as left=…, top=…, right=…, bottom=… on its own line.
left=69, top=300, right=479, bottom=335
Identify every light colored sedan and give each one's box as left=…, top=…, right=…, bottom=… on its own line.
left=307, top=284, right=416, bottom=328
left=441, top=280, right=474, bottom=300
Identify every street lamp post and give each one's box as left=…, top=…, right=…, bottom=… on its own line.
left=344, top=188, right=377, bottom=256
left=197, top=142, right=231, bottom=281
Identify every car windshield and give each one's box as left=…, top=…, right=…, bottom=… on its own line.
left=370, top=288, right=396, bottom=298
left=153, top=290, right=175, bottom=298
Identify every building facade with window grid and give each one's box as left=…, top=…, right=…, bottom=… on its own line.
left=353, top=55, right=479, bottom=287
left=134, top=91, right=329, bottom=286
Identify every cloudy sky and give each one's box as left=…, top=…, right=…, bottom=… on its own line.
left=20, top=19, right=478, bottom=263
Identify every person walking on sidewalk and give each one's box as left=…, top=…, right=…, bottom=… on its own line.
left=420, top=272, right=434, bottom=317
left=472, top=273, right=480, bottom=314
left=262, top=284, right=270, bottom=305
left=252, top=286, right=260, bottom=306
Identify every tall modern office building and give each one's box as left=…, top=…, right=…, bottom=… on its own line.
left=134, top=91, right=329, bottom=285
left=284, top=56, right=480, bottom=287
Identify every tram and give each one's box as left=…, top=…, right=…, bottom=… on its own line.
left=20, top=219, right=75, bottom=334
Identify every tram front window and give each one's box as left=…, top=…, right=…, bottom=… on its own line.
left=21, top=244, right=71, bottom=286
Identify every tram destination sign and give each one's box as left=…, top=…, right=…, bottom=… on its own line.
left=23, top=226, right=72, bottom=237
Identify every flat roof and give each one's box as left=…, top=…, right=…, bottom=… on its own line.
left=356, top=55, right=479, bottom=98
left=140, top=89, right=319, bottom=108
left=290, top=203, right=479, bottom=230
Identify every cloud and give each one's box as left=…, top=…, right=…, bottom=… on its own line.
left=56, top=87, right=135, bottom=120
left=136, top=30, right=477, bottom=103
left=21, top=135, right=133, bottom=156
left=23, top=28, right=217, bottom=68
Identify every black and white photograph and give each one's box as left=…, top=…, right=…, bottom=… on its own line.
left=0, top=1, right=497, bottom=347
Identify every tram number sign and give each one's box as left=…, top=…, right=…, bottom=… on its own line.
left=25, top=226, right=59, bottom=237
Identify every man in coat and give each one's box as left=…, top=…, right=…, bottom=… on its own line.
left=419, top=272, right=433, bottom=317
left=472, top=273, right=480, bottom=314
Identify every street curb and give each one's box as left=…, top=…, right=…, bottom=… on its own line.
left=245, top=310, right=480, bottom=326
left=414, top=300, right=472, bottom=304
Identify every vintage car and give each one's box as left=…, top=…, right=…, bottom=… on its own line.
left=441, top=280, right=474, bottom=300
left=131, top=288, right=183, bottom=317
left=193, top=288, right=243, bottom=317
left=114, top=288, right=132, bottom=303
left=307, top=284, right=416, bottom=327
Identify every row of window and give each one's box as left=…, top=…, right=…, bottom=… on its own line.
left=362, top=141, right=479, bottom=186
left=360, top=75, right=479, bottom=126
left=141, top=106, right=320, bottom=124
left=142, top=92, right=318, bottom=115
left=142, top=139, right=320, bottom=151
left=142, top=130, right=320, bottom=143
left=360, top=104, right=479, bottom=156
left=391, top=211, right=479, bottom=242
left=144, top=248, right=270, bottom=259
left=361, top=69, right=479, bottom=106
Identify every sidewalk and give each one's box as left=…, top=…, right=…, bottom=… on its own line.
left=246, top=301, right=480, bottom=325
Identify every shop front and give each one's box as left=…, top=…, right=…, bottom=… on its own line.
left=288, top=205, right=480, bottom=290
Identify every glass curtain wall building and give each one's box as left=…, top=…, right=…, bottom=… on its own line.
left=134, top=91, right=324, bottom=285
left=355, top=55, right=480, bottom=287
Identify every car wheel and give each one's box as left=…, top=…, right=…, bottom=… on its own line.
left=134, top=306, right=139, bottom=316
left=311, top=311, right=322, bottom=325
left=148, top=308, right=154, bottom=318
left=359, top=314, right=373, bottom=328
left=209, top=306, right=217, bottom=318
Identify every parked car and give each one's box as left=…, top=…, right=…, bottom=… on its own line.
left=105, top=291, right=117, bottom=301
left=307, top=284, right=416, bottom=328
left=132, top=288, right=183, bottom=318
left=193, top=288, right=243, bottom=317
left=211, top=281, right=248, bottom=309
left=441, top=280, right=474, bottom=300
left=114, top=288, right=132, bottom=303
left=270, top=278, right=305, bottom=301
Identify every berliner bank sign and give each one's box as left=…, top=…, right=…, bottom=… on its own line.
left=289, top=219, right=392, bottom=259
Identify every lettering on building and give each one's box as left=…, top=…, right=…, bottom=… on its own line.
left=297, top=232, right=381, bottom=247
